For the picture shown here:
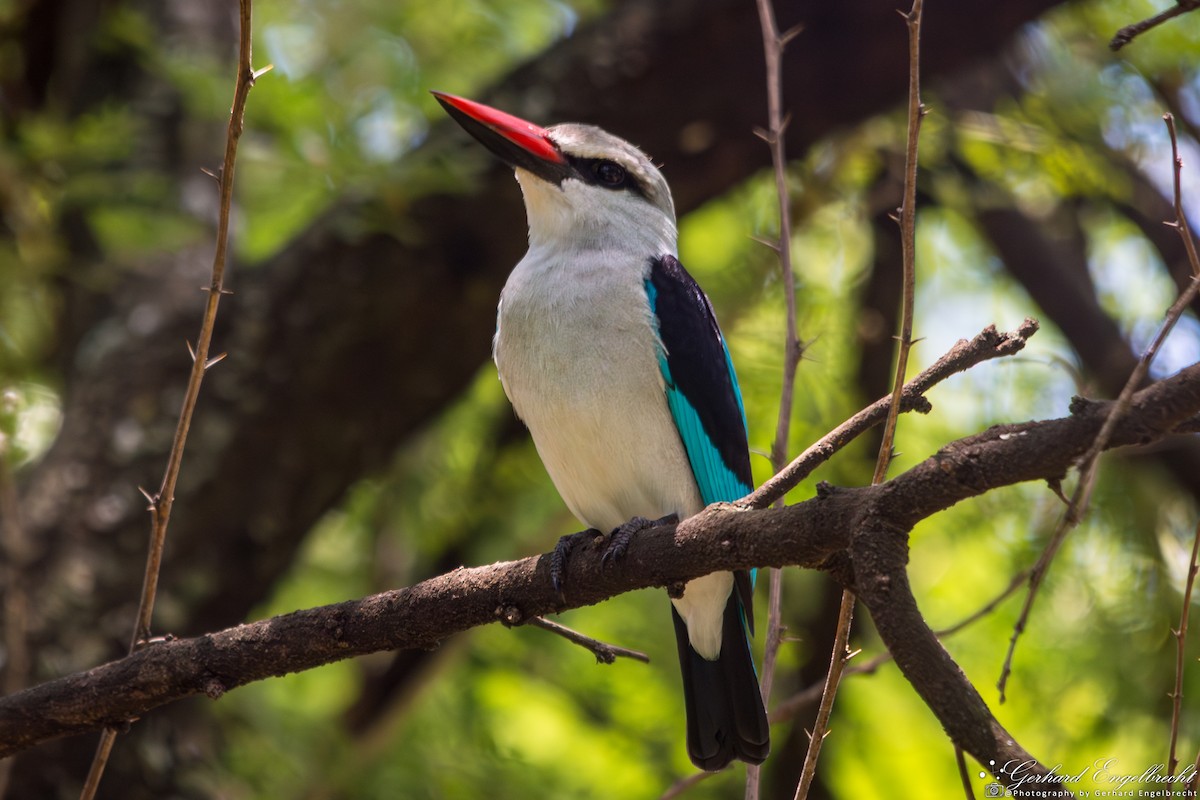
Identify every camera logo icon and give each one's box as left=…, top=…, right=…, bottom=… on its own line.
left=983, top=782, right=1007, bottom=798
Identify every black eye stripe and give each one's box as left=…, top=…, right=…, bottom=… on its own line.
left=567, top=156, right=646, bottom=197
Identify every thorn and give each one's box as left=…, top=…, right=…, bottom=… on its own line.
left=890, top=333, right=926, bottom=350
left=750, top=233, right=782, bottom=252
left=888, top=208, right=902, bottom=224
left=138, top=486, right=157, bottom=509
left=204, top=352, right=228, bottom=370
left=186, top=340, right=197, bottom=362
left=845, top=647, right=863, bottom=661
left=200, top=166, right=220, bottom=181
left=252, top=63, right=275, bottom=80
left=802, top=726, right=833, bottom=742
left=1046, top=477, right=1070, bottom=506
left=919, top=103, right=931, bottom=118
left=753, top=126, right=771, bottom=143
left=779, top=110, right=793, bottom=134
left=780, top=23, right=804, bottom=47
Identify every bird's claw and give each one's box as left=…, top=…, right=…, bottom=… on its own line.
left=551, top=528, right=602, bottom=596
left=551, top=514, right=679, bottom=595
left=601, top=513, right=679, bottom=566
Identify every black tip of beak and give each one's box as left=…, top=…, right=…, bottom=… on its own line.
left=431, top=91, right=574, bottom=186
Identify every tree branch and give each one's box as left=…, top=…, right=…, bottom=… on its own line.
left=4, top=359, right=1199, bottom=795
left=1109, top=0, right=1200, bottom=51
left=747, top=318, right=1038, bottom=509
left=520, top=615, right=649, bottom=664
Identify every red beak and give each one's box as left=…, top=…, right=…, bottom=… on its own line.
left=432, top=92, right=572, bottom=182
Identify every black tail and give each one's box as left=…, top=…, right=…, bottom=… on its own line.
left=672, top=594, right=770, bottom=771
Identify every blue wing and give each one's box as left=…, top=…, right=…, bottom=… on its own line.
left=646, top=254, right=752, bottom=503
left=646, top=254, right=756, bottom=624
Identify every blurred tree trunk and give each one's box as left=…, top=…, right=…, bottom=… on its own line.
left=3, top=0, right=1071, bottom=796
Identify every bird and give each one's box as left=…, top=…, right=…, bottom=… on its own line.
left=432, top=91, right=770, bottom=771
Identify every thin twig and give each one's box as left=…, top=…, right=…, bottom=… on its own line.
left=940, top=568, right=1031, bottom=638
left=874, top=0, right=925, bottom=488
left=78, top=2, right=265, bottom=797
left=756, top=10, right=804, bottom=479
left=521, top=615, right=650, bottom=664
left=1110, top=0, right=1200, bottom=51
left=770, top=565, right=1028, bottom=724
left=1168, top=518, right=1200, bottom=775
left=748, top=0, right=803, bottom=796
left=955, top=746, right=977, bottom=800
left=793, top=6, right=923, bottom=796
left=1167, top=113, right=1200, bottom=281
left=997, top=113, right=1200, bottom=702
left=745, top=319, right=1036, bottom=510
left=659, top=770, right=717, bottom=799
left=1187, top=747, right=1200, bottom=795
left=792, top=588, right=855, bottom=800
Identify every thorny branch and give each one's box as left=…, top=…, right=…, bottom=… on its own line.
left=794, top=5, right=923, bottom=793
left=745, top=319, right=1036, bottom=510
left=1164, top=110, right=1200, bottom=779
left=78, top=2, right=268, bottom=797
left=749, top=0, right=803, bottom=796
left=1169, top=519, right=1200, bottom=776
left=996, top=113, right=1200, bottom=703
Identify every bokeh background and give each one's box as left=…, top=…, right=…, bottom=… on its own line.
left=2, top=0, right=1200, bottom=797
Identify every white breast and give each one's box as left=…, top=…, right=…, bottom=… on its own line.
left=494, top=247, right=704, bottom=533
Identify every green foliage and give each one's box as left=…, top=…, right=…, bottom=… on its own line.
left=216, top=0, right=606, bottom=260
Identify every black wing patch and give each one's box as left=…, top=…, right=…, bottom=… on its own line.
left=646, top=254, right=753, bottom=496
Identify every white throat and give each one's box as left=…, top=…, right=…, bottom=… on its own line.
left=515, top=168, right=677, bottom=258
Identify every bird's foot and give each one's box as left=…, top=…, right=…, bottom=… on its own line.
left=551, top=528, right=603, bottom=596
left=550, top=514, right=679, bottom=596
left=601, top=513, right=679, bottom=566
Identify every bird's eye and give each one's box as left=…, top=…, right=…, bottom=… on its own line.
left=593, top=160, right=627, bottom=187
